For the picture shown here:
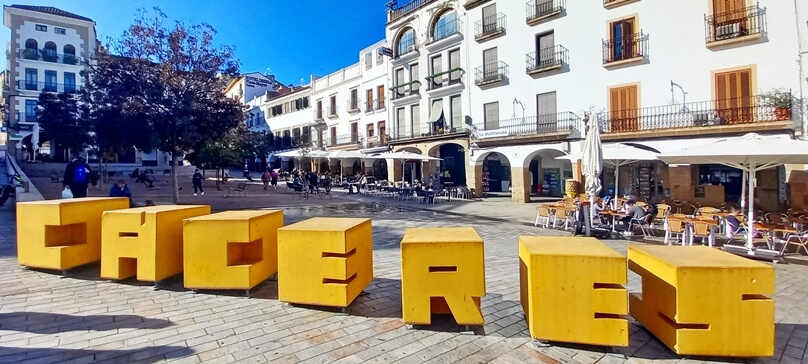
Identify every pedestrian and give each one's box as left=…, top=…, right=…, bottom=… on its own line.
left=63, top=157, right=95, bottom=198
left=192, top=169, right=204, bottom=196
left=109, top=179, right=135, bottom=207
left=261, top=170, right=271, bottom=190
left=270, top=169, right=279, bottom=190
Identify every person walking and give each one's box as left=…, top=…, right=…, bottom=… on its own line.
left=192, top=169, right=204, bottom=196
left=63, top=157, right=95, bottom=198
left=270, top=170, right=279, bottom=190
left=261, top=170, right=271, bottom=190
left=109, top=179, right=135, bottom=207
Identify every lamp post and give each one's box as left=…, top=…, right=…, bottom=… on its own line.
left=312, top=122, right=328, bottom=150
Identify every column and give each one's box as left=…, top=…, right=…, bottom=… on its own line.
left=511, top=167, right=531, bottom=203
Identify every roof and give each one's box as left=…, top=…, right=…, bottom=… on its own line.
left=7, top=5, right=94, bottom=23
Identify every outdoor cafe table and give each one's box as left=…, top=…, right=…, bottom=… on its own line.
left=666, top=216, right=719, bottom=247
left=600, top=210, right=627, bottom=232
left=752, top=222, right=797, bottom=254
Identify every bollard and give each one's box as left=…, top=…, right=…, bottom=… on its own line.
left=23, top=181, right=29, bottom=193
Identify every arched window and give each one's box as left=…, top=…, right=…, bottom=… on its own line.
left=432, top=11, right=458, bottom=41
left=43, top=41, right=57, bottom=62
left=396, top=29, right=415, bottom=57
left=63, top=44, right=77, bottom=65
left=23, top=39, right=38, bottom=60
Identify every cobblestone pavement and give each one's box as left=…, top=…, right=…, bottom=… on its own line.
left=1, top=201, right=807, bottom=363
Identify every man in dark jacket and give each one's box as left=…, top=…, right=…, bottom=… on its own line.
left=63, top=157, right=95, bottom=198
left=192, top=169, right=204, bottom=196
left=109, top=179, right=135, bottom=207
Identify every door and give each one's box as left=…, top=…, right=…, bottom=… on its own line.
left=536, top=92, right=558, bottom=133
left=366, top=89, right=373, bottom=111
left=410, top=63, right=420, bottom=93
left=536, top=32, right=555, bottom=68
left=395, top=68, right=405, bottom=98
left=482, top=4, right=497, bottom=34
left=484, top=102, right=499, bottom=130
left=483, top=47, right=498, bottom=80
left=715, top=69, right=752, bottom=124
left=713, top=0, right=747, bottom=34
left=611, top=19, right=635, bottom=61
left=609, top=85, right=639, bottom=132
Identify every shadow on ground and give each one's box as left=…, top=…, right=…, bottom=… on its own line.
left=0, top=312, right=173, bottom=333
left=0, top=345, right=193, bottom=364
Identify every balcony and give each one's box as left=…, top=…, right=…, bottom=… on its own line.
left=705, top=4, right=765, bottom=47
left=602, top=32, right=648, bottom=68
left=526, top=45, right=568, bottom=76
left=376, top=97, right=387, bottom=110
left=18, top=49, right=81, bottom=65
left=474, top=112, right=580, bottom=142
left=526, top=0, right=564, bottom=26
left=596, top=94, right=794, bottom=139
left=388, top=0, right=436, bottom=23
left=603, top=0, right=638, bottom=9
left=475, top=13, right=506, bottom=42
left=393, top=39, right=419, bottom=63
left=327, top=106, right=339, bottom=119
left=474, top=62, right=508, bottom=87
left=389, top=127, right=469, bottom=144
left=427, top=18, right=462, bottom=47
left=391, top=81, right=421, bottom=102
left=347, top=99, right=361, bottom=114
left=325, top=134, right=360, bottom=147
left=425, top=68, right=464, bottom=92
left=463, top=0, right=492, bottom=10
left=365, top=100, right=374, bottom=113
left=17, top=80, right=81, bottom=93
left=315, top=109, right=324, bottom=121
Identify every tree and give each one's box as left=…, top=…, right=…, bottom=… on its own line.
left=99, top=8, right=245, bottom=203
left=187, top=125, right=274, bottom=190
left=36, top=92, right=92, bottom=157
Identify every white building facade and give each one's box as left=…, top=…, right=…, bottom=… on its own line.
left=359, top=40, right=392, bottom=155
left=224, top=72, right=282, bottom=105
left=309, top=64, right=362, bottom=152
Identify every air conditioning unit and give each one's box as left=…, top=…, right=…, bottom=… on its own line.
left=715, top=22, right=741, bottom=40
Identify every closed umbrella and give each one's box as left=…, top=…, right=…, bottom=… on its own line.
left=31, top=123, right=41, bottom=161
left=581, top=122, right=604, bottom=235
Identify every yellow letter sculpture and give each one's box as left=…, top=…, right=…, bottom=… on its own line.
left=400, top=227, right=485, bottom=326
left=628, top=245, right=774, bottom=357
left=17, top=198, right=130, bottom=271
left=183, top=210, right=283, bottom=291
left=519, top=236, right=628, bottom=346
left=277, top=217, right=373, bottom=307
left=101, top=205, right=210, bottom=282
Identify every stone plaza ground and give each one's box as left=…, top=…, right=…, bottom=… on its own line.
left=1, top=195, right=808, bottom=363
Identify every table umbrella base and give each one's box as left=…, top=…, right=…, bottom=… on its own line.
left=723, top=244, right=784, bottom=263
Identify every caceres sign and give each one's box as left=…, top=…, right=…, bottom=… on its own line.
left=378, top=47, right=394, bottom=58
left=245, top=76, right=272, bottom=88
left=366, top=135, right=380, bottom=143
left=477, top=129, right=510, bottom=139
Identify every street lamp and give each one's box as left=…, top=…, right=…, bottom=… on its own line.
left=312, top=122, right=328, bottom=150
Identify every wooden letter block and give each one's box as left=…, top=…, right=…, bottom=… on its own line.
left=183, top=210, right=283, bottom=290
left=16, top=198, right=130, bottom=271
left=101, top=205, right=211, bottom=282
left=401, top=227, right=485, bottom=326
left=628, top=245, right=775, bottom=357
left=519, top=236, right=628, bottom=346
left=277, top=217, right=373, bottom=307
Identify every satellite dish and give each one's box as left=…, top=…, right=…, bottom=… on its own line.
left=385, top=0, right=397, bottom=10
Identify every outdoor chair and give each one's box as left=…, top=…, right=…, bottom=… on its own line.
left=690, top=220, right=715, bottom=247
left=631, top=213, right=656, bottom=238
left=285, top=181, right=294, bottom=192
left=534, top=205, right=555, bottom=228
left=782, top=230, right=808, bottom=256
left=292, top=185, right=308, bottom=199
left=764, top=212, right=788, bottom=226
left=227, top=182, right=247, bottom=197
left=654, top=204, right=671, bottom=228
left=553, top=207, right=576, bottom=231
left=664, top=218, right=687, bottom=245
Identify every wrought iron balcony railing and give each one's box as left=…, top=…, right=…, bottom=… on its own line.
left=391, top=81, right=421, bottom=100
left=596, top=94, right=793, bottom=134
left=325, top=134, right=360, bottom=147
left=425, top=68, right=464, bottom=91
left=705, top=4, right=765, bottom=44
left=476, top=112, right=580, bottom=138
left=347, top=99, right=360, bottom=112
left=475, top=13, right=506, bottom=41
left=18, top=49, right=81, bottom=64
left=388, top=0, right=437, bottom=23
left=526, top=0, right=564, bottom=24
left=376, top=97, right=386, bottom=110
left=428, top=18, right=462, bottom=44
left=526, top=45, right=568, bottom=74
left=602, top=32, right=649, bottom=65
left=17, top=80, right=81, bottom=93
left=389, top=127, right=469, bottom=143
left=475, top=62, right=508, bottom=86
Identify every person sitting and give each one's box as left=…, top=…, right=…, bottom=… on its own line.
left=621, top=199, right=648, bottom=232
left=109, top=179, right=135, bottom=208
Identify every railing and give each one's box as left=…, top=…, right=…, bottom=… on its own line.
left=526, top=45, right=568, bottom=73
left=475, top=62, right=508, bottom=86
left=325, top=134, right=359, bottom=147
left=389, top=127, right=469, bottom=142
left=15, top=112, right=37, bottom=125
left=396, top=38, right=417, bottom=58
left=327, top=106, right=338, bottom=117
left=315, top=109, right=324, bottom=121
left=347, top=99, right=360, bottom=112
left=389, top=0, right=437, bottom=23
left=18, top=49, right=81, bottom=65
left=602, top=32, right=648, bottom=64
left=376, top=97, right=386, bottom=110
left=526, top=0, right=564, bottom=22
left=477, top=112, right=580, bottom=138
left=429, top=18, right=462, bottom=44
left=17, top=80, right=81, bottom=93
left=365, top=100, right=374, bottom=113
left=475, top=13, right=507, bottom=40
left=705, top=4, right=764, bottom=44
left=596, top=94, right=793, bottom=134
left=426, top=68, right=464, bottom=90
left=391, top=81, right=421, bottom=100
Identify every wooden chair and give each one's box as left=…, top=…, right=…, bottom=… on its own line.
left=664, top=218, right=686, bottom=245
left=227, top=182, right=247, bottom=197
left=690, top=220, right=715, bottom=247
left=654, top=204, right=671, bottom=229
left=534, top=205, right=555, bottom=228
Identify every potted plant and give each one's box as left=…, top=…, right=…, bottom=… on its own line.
left=761, top=89, right=792, bottom=120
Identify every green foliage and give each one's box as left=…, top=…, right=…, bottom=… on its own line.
left=760, top=88, right=792, bottom=109
left=35, top=92, right=91, bottom=153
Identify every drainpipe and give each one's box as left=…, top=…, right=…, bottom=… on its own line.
left=793, top=0, right=807, bottom=139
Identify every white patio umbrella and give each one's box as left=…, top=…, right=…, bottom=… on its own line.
left=658, top=133, right=808, bottom=250
left=557, top=143, right=659, bottom=206
left=31, top=123, right=41, bottom=161
left=375, top=151, right=442, bottom=184
left=274, top=149, right=329, bottom=158
left=581, top=122, right=604, bottom=236
left=325, top=150, right=375, bottom=160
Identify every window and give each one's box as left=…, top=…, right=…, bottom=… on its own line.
left=394, top=68, right=405, bottom=98
left=378, top=121, right=386, bottom=143
left=43, top=42, right=57, bottom=62
left=330, top=127, right=337, bottom=146
left=537, top=92, right=558, bottom=132
left=366, top=89, right=374, bottom=111
left=609, top=85, right=639, bottom=132
left=482, top=4, right=497, bottom=34
left=350, top=122, right=359, bottom=143
left=23, top=39, right=38, bottom=60
left=350, top=89, right=359, bottom=110
left=377, top=48, right=384, bottom=65
left=63, top=45, right=77, bottom=65
left=450, top=96, right=462, bottom=129
left=35, top=24, right=47, bottom=32
left=25, top=68, right=37, bottom=90
left=536, top=31, right=556, bottom=67
left=715, top=69, right=753, bottom=124
left=302, top=97, right=310, bottom=108
left=430, top=99, right=443, bottom=132
left=411, top=104, right=421, bottom=137
left=396, top=29, right=415, bottom=57
left=54, top=27, right=66, bottom=35
left=367, top=124, right=374, bottom=139
left=448, top=49, right=461, bottom=83
left=483, top=47, right=499, bottom=79
left=25, top=100, right=37, bottom=121
left=483, top=102, right=499, bottom=130
left=397, top=108, right=406, bottom=137
left=329, top=95, right=337, bottom=116
left=316, top=100, right=323, bottom=119
left=610, top=18, right=636, bottom=61
left=432, top=11, right=458, bottom=41
left=377, top=85, right=385, bottom=109
left=44, top=70, right=57, bottom=92
left=430, top=55, right=442, bottom=88
left=410, top=63, right=419, bottom=93
left=365, top=52, right=372, bottom=69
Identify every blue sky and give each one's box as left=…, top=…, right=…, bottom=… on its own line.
left=2, top=0, right=387, bottom=84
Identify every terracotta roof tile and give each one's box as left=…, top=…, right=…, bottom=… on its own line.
left=8, top=5, right=94, bottom=23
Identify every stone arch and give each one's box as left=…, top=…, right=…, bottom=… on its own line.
left=395, top=146, right=423, bottom=154
left=393, top=27, right=416, bottom=57
left=477, top=151, right=513, bottom=195
left=428, top=7, right=458, bottom=41
left=427, top=142, right=466, bottom=186
left=523, top=147, right=572, bottom=199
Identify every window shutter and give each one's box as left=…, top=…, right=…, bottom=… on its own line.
left=610, top=88, right=621, bottom=114
left=738, top=70, right=751, bottom=99
left=303, top=97, right=309, bottom=108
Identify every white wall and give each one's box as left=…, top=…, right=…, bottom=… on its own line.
left=310, top=64, right=362, bottom=140
left=360, top=39, right=391, bottom=146
left=466, top=0, right=806, bottom=132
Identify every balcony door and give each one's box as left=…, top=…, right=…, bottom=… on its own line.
left=715, top=69, right=752, bottom=124
left=536, top=31, right=555, bottom=68
left=536, top=92, right=557, bottom=133
left=713, top=0, right=747, bottom=35
left=395, top=68, right=405, bottom=98
left=609, top=85, right=639, bottom=132
left=611, top=18, right=635, bottom=61
left=483, top=47, right=498, bottom=80
left=483, top=102, right=499, bottom=130
left=482, top=4, right=497, bottom=34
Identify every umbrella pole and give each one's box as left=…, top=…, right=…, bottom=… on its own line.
left=614, top=164, right=620, bottom=209
left=740, top=169, right=747, bottom=211
left=746, top=163, right=756, bottom=249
